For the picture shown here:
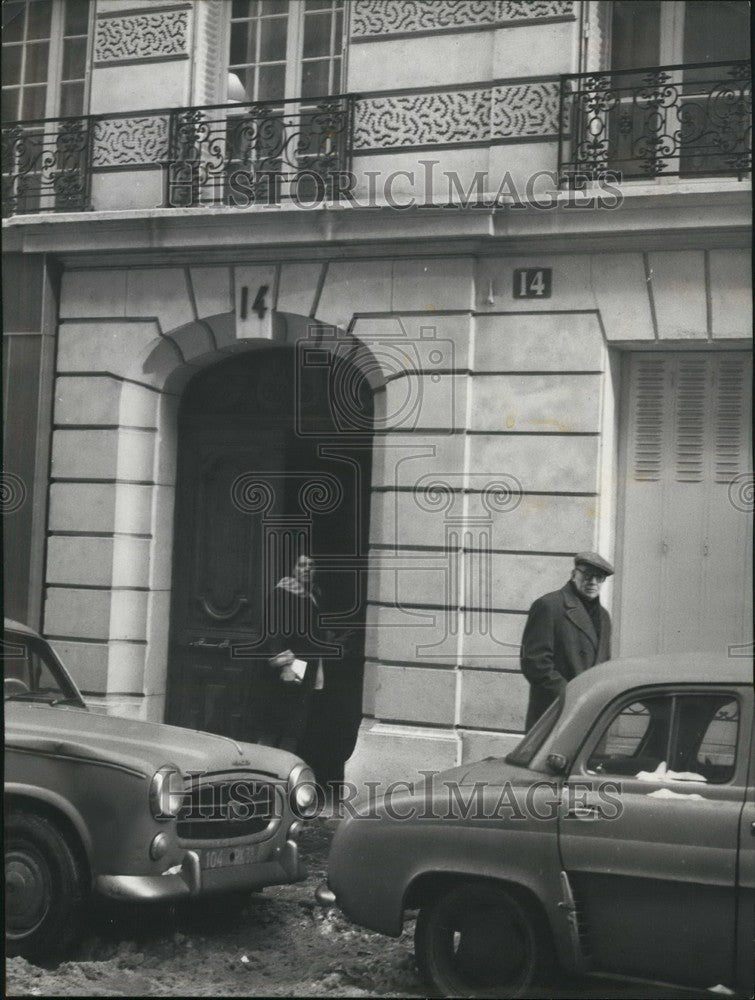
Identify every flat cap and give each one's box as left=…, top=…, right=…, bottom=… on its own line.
left=574, top=551, right=614, bottom=576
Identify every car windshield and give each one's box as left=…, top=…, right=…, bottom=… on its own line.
left=505, top=697, right=563, bottom=768
left=3, top=632, right=82, bottom=705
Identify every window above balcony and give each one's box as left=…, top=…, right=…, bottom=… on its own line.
left=609, top=0, right=750, bottom=74
left=559, top=1, right=751, bottom=184
left=227, top=0, right=345, bottom=104
left=2, top=0, right=93, bottom=122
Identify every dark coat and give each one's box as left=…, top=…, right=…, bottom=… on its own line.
left=252, top=579, right=328, bottom=752
left=520, top=581, right=611, bottom=730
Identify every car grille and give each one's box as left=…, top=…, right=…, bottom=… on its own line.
left=176, top=777, right=278, bottom=841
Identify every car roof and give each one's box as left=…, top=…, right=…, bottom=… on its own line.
left=3, top=618, right=40, bottom=638
left=564, top=650, right=752, bottom=709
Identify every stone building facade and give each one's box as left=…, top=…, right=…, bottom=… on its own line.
left=3, top=0, right=752, bottom=783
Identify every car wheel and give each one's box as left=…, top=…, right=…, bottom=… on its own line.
left=5, top=810, right=86, bottom=960
left=414, top=882, right=547, bottom=999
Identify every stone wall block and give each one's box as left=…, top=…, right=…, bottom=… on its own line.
left=459, top=667, right=529, bottom=730
left=49, top=483, right=117, bottom=534
left=106, top=641, right=147, bottom=692
left=371, top=433, right=465, bottom=491
left=109, top=590, right=149, bottom=641
left=144, top=590, right=171, bottom=695
left=57, top=321, right=164, bottom=386
left=590, top=253, right=654, bottom=341
left=459, top=610, right=525, bottom=667
left=345, top=722, right=458, bottom=790
left=369, top=491, right=457, bottom=548
left=373, top=664, right=456, bottom=724
left=468, top=434, right=600, bottom=493
left=54, top=376, right=123, bottom=426
left=392, top=258, right=474, bottom=313
left=45, top=588, right=112, bottom=641
left=647, top=251, right=707, bottom=339
left=382, top=373, right=467, bottom=432
left=112, top=536, right=152, bottom=588
left=112, top=483, right=154, bottom=535
left=190, top=266, right=233, bottom=318
left=471, top=373, right=602, bottom=433
left=149, top=485, right=177, bottom=590
left=709, top=249, right=752, bottom=339
left=126, top=269, right=194, bottom=332
left=367, top=603, right=459, bottom=665
left=46, top=536, right=114, bottom=588
left=277, top=263, right=324, bottom=317
left=51, top=428, right=118, bottom=480
left=368, top=555, right=455, bottom=607
left=469, top=551, right=574, bottom=611
left=473, top=313, right=604, bottom=371
left=48, top=640, right=109, bottom=692
left=169, top=321, right=215, bottom=361
left=317, top=260, right=393, bottom=331
left=59, top=270, right=127, bottom=319
left=466, top=492, right=602, bottom=552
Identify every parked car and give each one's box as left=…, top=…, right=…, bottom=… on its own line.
left=4, top=618, right=317, bottom=960
left=319, top=652, right=754, bottom=998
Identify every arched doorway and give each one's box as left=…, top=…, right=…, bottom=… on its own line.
left=165, top=335, right=374, bottom=739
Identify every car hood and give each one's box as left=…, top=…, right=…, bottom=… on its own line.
left=4, top=703, right=298, bottom=779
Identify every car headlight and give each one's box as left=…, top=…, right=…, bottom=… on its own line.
left=149, top=765, right=186, bottom=820
left=289, top=762, right=320, bottom=818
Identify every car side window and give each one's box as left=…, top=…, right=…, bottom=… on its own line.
left=3, top=637, right=67, bottom=700
left=686, top=697, right=738, bottom=784
left=587, top=697, right=671, bottom=776
left=587, top=692, right=739, bottom=784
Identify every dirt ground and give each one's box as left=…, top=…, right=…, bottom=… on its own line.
left=5, top=819, right=711, bottom=999
left=6, top=819, right=421, bottom=998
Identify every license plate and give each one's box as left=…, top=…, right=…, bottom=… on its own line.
left=200, top=843, right=260, bottom=870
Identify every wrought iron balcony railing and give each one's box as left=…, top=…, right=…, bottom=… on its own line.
left=558, top=60, right=751, bottom=184
left=2, top=94, right=355, bottom=218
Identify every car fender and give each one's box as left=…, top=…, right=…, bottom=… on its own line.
left=5, top=781, right=95, bottom=877
left=330, top=815, right=566, bottom=947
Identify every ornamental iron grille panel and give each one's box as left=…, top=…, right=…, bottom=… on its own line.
left=165, top=95, right=354, bottom=207
left=2, top=116, right=91, bottom=217
left=2, top=94, right=354, bottom=217
left=558, top=60, right=751, bottom=184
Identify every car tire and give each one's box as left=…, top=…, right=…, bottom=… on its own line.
left=414, top=881, right=548, bottom=999
left=5, top=810, right=86, bottom=960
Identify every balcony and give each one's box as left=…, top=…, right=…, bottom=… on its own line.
left=558, top=60, right=751, bottom=184
left=2, top=94, right=355, bottom=218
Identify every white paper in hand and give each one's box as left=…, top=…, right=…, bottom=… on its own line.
left=291, top=658, right=307, bottom=681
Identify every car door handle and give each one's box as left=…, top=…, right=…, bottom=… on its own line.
left=564, top=806, right=599, bottom=820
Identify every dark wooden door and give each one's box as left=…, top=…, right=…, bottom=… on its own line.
left=165, top=346, right=372, bottom=739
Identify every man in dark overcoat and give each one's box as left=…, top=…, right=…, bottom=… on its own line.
left=520, top=552, right=614, bottom=731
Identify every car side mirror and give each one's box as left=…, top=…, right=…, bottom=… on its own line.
left=546, top=753, right=568, bottom=775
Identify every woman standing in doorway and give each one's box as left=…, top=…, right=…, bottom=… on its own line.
left=256, top=553, right=325, bottom=755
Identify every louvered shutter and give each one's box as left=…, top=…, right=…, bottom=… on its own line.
left=619, top=352, right=752, bottom=657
